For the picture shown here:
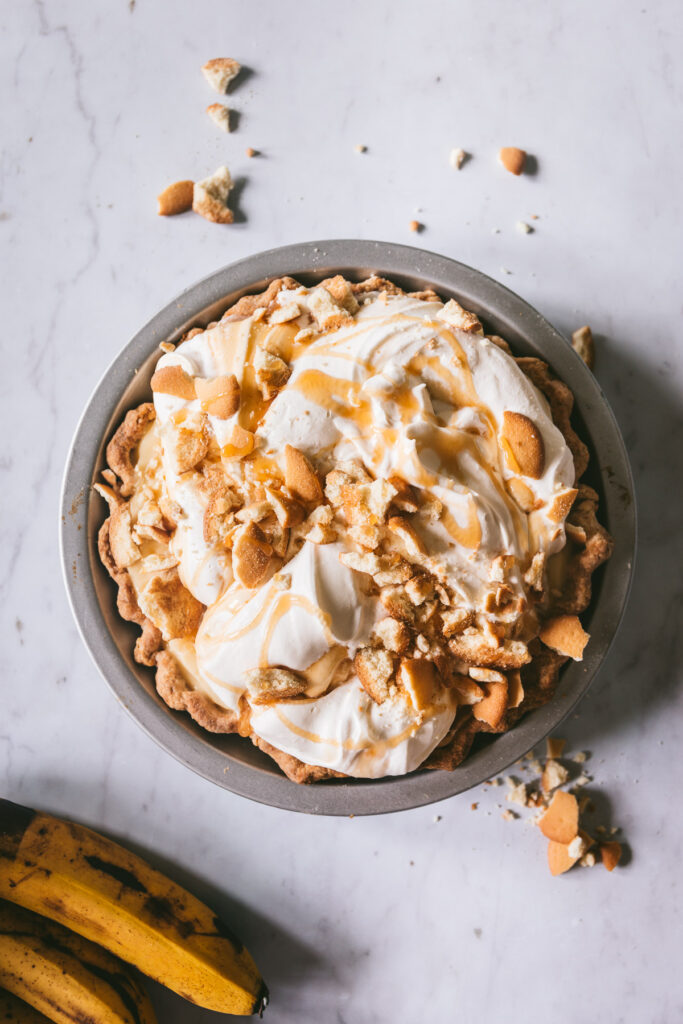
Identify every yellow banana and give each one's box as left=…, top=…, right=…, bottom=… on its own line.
left=0, top=800, right=267, bottom=1016
left=0, top=988, right=53, bottom=1023
left=0, top=900, right=156, bottom=1024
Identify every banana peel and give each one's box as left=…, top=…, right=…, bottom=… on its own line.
left=0, top=799, right=267, bottom=1016
left=0, top=900, right=156, bottom=1024
left=0, top=988, right=54, bottom=1023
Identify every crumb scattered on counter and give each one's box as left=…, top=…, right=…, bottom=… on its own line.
left=449, top=147, right=467, bottom=169
left=157, top=179, right=194, bottom=216
left=487, top=735, right=625, bottom=876
left=193, top=165, right=234, bottom=224
left=498, top=146, right=527, bottom=175
left=206, top=103, right=231, bottom=132
left=409, top=220, right=423, bottom=233
left=571, top=325, right=595, bottom=370
left=202, top=57, right=241, bottom=93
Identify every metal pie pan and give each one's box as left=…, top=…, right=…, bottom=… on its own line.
left=60, top=240, right=636, bottom=816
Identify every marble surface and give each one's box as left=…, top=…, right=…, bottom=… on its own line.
left=2, top=1, right=682, bottom=1021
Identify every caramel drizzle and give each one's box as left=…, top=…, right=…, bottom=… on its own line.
left=271, top=689, right=454, bottom=754
left=200, top=582, right=334, bottom=672
left=258, top=592, right=334, bottom=668
left=271, top=708, right=420, bottom=752
left=201, top=580, right=280, bottom=645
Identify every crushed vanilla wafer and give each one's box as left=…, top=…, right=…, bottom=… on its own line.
left=206, top=103, right=231, bottom=132
left=202, top=57, right=241, bottom=93
left=479, top=735, right=626, bottom=877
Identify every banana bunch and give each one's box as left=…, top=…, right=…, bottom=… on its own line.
left=0, top=799, right=268, bottom=1018
left=0, top=901, right=156, bottom=1024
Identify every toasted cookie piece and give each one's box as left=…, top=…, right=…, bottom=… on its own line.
left=371, top=617, right=411, bottom=654
left=538, top=790, right=579, bottom=844
left=232, top=522, right=273, bottom=588
left=502, top=410, right=546, bottom=479
left=438, top=298, right=483, bottom=334
left=539, top=615, right=589, bottom=661
left=471, top=679, right=509, bottom=729
left=193, top=166, right=234, bottom=224
left=195, top=374, right=240, bottom=419
left=108, top=504, right=140, bottom=569
left=284, top=444, right=323, bottom=504
left=138, top=570, right=204, bottom=642
left=202, top=57, right=241, bottom=93
left=599, top=840, right=622, bottom=872
left=398, top=658, right=437, bottom=713
left=546, top=488, right=579, bottom=523
left=245, top=667, right=308, bottom=704
left=498, top=146, right=527, bottom=175
left=355, top=647, right=396, bottom=704
left=151, top=364, right=196, bottom=400
left=547, top=832, right=593, bottom=876
left=157, top=180, right=194, bottom=216
left=572, top=325, right=595, bottom=370
left=206, top=103, right=231, bottom=132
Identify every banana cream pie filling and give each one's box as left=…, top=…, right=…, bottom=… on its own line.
left=97, top=276, right=613, bottom=782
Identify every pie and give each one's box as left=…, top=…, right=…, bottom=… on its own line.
left=96, top=274, right=613, bottom=782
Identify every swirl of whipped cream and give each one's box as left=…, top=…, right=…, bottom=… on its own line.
left=149, top=286, right=577, bottom=777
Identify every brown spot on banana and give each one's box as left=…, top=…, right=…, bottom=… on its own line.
left=0, top=799, right=36, bottom=861
left=84, top=856, right=149, bottom=894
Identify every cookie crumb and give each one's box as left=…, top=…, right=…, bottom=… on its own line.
left=206, top=103, right=231, bottom=133
left=541, top=758, right=569, bottom=793
left=354, top=144, right=367, bottom=154
left=409, top=220, right=423, bottom=233
left=202, top=57, right=241, bottom=94
left=516, top=220, right=533, bottom=234
left=506, top=781, right=528, bottom=806
left=449, top=147, right=467, bottom=169
left=571, top=326, right=595, bottom=370
left=498, top=146, right=527, bottom=175
left=246, top=147, right=258, bottom=158
left=157, top=180, right=194, bottom=217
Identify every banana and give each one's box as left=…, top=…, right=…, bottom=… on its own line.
left=0, top=900, right=156, bottom=1024
left=0, top=800, right=267, bottom=1016
left=0, top=988, right=53, bottom=1023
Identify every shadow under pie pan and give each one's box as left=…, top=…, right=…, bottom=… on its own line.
left=60, top=240, right=636, bottom=816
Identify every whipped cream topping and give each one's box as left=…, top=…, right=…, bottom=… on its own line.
left=146, top=284, right=577, bottom=778
left=197, top=541, right=373, bottom=705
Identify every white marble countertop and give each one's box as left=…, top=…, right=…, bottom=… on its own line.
left=2, top=1, right=682, bottom=1021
